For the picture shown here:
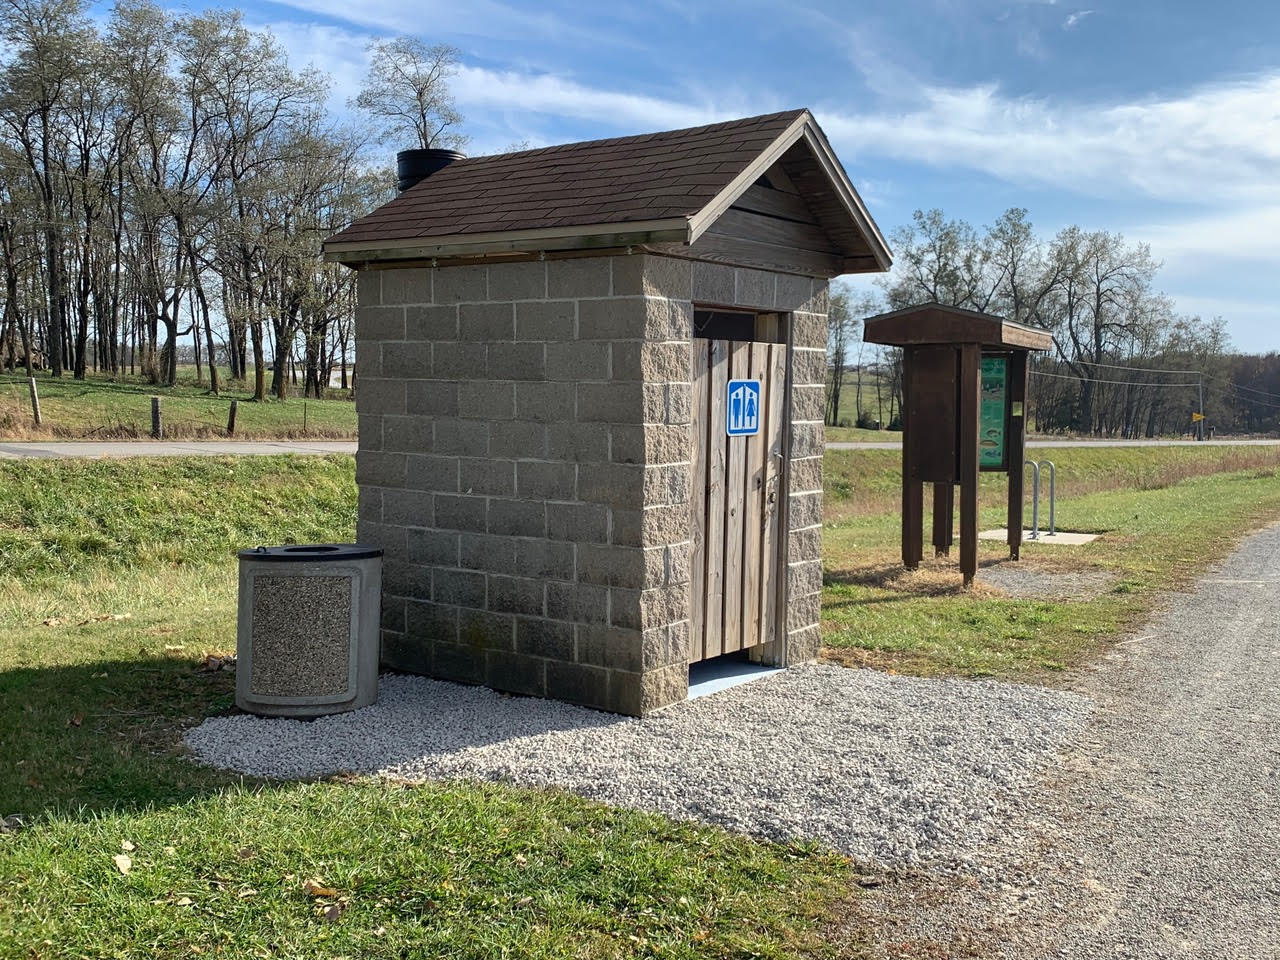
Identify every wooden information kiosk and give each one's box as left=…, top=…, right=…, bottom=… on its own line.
left=863, top=304, right=1053, bottom=585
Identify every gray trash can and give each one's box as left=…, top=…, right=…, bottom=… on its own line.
left=236, top=544, right=383, bottom=717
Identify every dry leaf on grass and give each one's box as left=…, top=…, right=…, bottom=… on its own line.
left=120, top=840, right=135, bottom=852
left=67, top=714, right=83, bottom=728
left=42, top=618, right=62, bottom=627
left=113, top=853, right=132, bottom=875
left=318, top=901, right=347, bottom=922
left=302, top=879, right=338, bottom=898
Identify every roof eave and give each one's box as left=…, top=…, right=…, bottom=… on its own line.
left=323, top=218, right=692, bottom=266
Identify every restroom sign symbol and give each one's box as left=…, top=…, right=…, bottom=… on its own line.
left=726, top=379, right=762, bottom=436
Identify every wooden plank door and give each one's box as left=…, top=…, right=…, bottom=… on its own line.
left=689, top=338, right=788, bottom=663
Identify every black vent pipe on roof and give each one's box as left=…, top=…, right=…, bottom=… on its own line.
left=396, top=148, right=465, bottom=193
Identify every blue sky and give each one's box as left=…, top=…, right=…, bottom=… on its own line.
left=230, top=0, right=1275, bottom=351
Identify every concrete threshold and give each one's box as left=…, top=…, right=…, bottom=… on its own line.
left=687, top=656, right=784, bottom=700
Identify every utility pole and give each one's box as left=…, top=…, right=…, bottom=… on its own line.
left=1198, top=375, right=1205, bottom=441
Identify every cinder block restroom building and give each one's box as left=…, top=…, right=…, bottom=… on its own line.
left=323, top=109, right=890, bottom=714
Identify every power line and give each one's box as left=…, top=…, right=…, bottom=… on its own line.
left=1204, top=373, right=1280, bottom=402
left=1035, top=356, right=1205, bottom=376
left=1204, top=383, right=1280, bottom=411
left=1031, top=370, right=1200, bottom=388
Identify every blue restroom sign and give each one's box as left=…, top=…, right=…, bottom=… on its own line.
left=726, top=379, right=762, bottom=436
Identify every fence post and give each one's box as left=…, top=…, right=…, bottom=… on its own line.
left=226, top=399, right=238, bottom=436
left=151, top=396, right=162, bottom=439
left=27, top=377, right=41, bottom=427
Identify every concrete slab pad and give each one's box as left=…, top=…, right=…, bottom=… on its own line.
left=979, top=528, right=1099, bottom=545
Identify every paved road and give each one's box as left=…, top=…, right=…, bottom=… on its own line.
left=828, top=438, right=1280, bottom=450
left=2, top=437, right=1277, bottom=459
left=0, top=440, right=358, bottom=459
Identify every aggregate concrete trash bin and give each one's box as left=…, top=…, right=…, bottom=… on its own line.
left=236, top=544, right=383, bottom=717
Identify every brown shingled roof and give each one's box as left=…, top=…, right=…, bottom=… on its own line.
left=323, top=108, right=892, bottom=275
left=327, top=109, right=806, bottom=248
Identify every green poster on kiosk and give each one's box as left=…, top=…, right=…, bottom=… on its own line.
left=979, top=355, right=1008, bottom=470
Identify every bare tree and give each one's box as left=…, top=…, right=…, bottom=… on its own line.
left=353, top=38, right=467, bottom=149
left=0, top=0, right=92, bottom=377
left=825, top=287, right=880, bottom=426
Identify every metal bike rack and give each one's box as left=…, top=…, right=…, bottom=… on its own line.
left=1023, top=459, right=1056, bottom=540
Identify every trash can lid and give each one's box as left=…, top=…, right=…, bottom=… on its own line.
left=238, top=543, right=384, bottom=562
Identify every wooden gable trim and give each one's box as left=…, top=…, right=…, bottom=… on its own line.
left=686, top=112, right=892, bottom=273
left=798, top=124, right=891, bottom=270
left=686, top=112, right=811, bottom=245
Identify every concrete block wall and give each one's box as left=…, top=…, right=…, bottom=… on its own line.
left=354, top=252, right=827, bottom=715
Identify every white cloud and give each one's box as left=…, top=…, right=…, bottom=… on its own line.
left=1063, top=9, right=1094, bottom=29
left=259, top=11, right=1280, bottom=216
left=263, top=0, right=636, bottom=56
left=256, top=19, right=371, bottom=109
left=816, top=73, right=1280, bottom=205
left=450, top=66, right=751, bottom=133
left=1133, top=204, right=1280, bottom=269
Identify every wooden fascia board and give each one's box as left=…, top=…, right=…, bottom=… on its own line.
left=322, top=218, right=690, bottom=264
left=1000, top=321, right=1053, bottom=351
left=799, top=124, right=893, bottom=272
left=685, top=111, right=811, bottom=245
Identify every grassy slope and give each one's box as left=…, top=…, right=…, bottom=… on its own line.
left=821, top=445, right=1280, bottom=678
left=0, top=457, right=852, bottom=959
left=0, top=368, right=356, bottom=441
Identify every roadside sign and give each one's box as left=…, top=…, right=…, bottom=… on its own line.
left=1191, top=412, right=1205, bottom=422
left=726, top=379, right=761, bottom=436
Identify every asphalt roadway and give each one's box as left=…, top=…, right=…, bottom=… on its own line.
left=2, top=437, right=1279, bottom=459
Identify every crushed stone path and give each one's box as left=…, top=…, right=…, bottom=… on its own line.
left=852, top=523, right=1280, bottom=959
left=185, top=664, right=1087, bottom=870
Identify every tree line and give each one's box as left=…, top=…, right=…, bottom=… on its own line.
left=0, top=0, right=460, bottom=400
left=828, top=208, right=1280, bottom=437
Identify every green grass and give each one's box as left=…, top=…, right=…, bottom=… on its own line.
left=0, top=367, right=356, bottom=441
left=3, top=782, right=847, bottom=958
left=822, top=426, right=901, bottom=443
left=0, top=456, right=856, bottom=959
left=820, top=445, right=1280, bottom=678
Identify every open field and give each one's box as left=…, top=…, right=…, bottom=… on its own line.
left=3, top=446, right=1280, bottom=955
left=0, top=369, right=357, bottom=441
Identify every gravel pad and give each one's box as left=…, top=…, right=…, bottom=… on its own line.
left=185, top=664, right=1089, bottom=867
left=977, top=566, right=1116, bottom=600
